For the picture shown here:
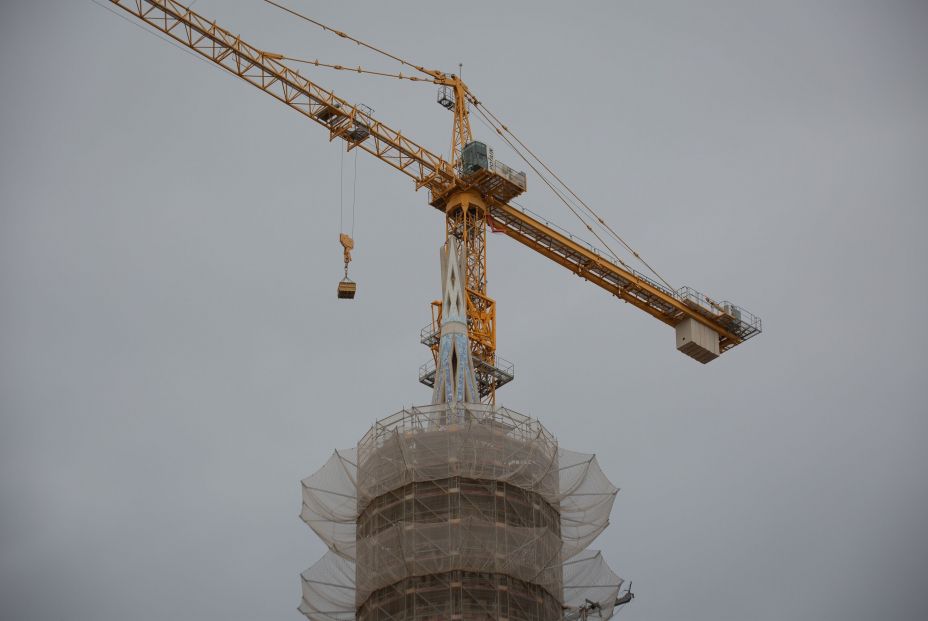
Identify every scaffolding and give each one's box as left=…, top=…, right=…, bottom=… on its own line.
left=299, top=403, right=626, bottom=620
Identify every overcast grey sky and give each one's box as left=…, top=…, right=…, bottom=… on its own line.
left=2, top=1, right=927, bottom=620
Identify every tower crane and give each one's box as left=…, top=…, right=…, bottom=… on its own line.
left=104, top=0, right=762, bottom=405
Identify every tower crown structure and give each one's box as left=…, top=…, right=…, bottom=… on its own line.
left=298, top=249, right=628, bottom=621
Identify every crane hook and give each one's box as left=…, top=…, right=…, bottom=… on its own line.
left=337, top=233, right=356, bottom=299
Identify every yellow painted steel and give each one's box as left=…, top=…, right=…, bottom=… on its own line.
left=109, top=0, right=757, bottom=393
left=448, top=78, right=474, bottom=169
left=487, top=202, right=746, bottom=351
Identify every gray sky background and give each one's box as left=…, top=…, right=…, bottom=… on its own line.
left=2, top=1, right=927, bottom=620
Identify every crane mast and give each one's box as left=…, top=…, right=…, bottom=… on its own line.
left=429, top=73, right=502, bottom=401
left=107, top=0, right=761, bottom=404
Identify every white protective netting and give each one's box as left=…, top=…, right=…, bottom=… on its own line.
left=299, top=403, right=624, bottom=620
left=562, top=549, right=625, bottom=619
left=300, top=447, right=359, bottom=559
left=301, top=404, right=617, bottom=560
left=300, top=548, right=624, bottom=621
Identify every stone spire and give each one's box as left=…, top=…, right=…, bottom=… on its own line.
left=431, top=242, right=479, bottom=404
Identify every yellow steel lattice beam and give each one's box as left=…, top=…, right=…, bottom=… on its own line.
left=486, top=202, right=759, bottom=353
left=110, top=0, right=457, bottom=196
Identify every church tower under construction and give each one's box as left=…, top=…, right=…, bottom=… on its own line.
left=298, top=244, right=628, bottom=621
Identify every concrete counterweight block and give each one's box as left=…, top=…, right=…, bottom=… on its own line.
left=676, top=317, right=720, bottom=363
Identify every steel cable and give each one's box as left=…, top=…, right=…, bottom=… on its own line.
left=473, top=100, right=675, bottom=291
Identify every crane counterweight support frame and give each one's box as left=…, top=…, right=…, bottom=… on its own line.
left=486, top=202, right=761, bottom=355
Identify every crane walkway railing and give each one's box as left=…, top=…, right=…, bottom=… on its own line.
left=418, top=355, right=515, bottom=399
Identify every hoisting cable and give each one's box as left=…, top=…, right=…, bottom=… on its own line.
left=473, top=99, right=676, bottom=292
left=338, top=146, right=344, bottom=235
left=351, top=148, right=358, bottom=238
left=338, top=146, right=355, bottom=281
left=335, top=141, right=359, bottom=285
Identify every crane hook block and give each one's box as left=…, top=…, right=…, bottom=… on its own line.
left=337, top=234, right=356, bottom=299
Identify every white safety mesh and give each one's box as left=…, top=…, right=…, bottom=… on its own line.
left=299, top=550, right=355, bottom=621
left=301, top=404, right=617, bottom=560
left=301, top=549, right=624, bottom=621
left=299, top=403, right=625, bottom=620
left=562, top=549, right=624, bottom=619
left=300, top=448, right=359, bottom=559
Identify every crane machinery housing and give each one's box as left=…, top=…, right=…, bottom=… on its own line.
left=104, top=1, right=762, bottom=619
